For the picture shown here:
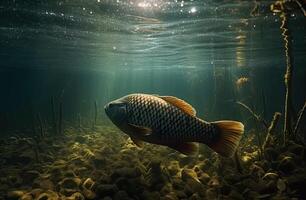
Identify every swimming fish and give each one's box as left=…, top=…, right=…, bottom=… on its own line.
left=236, top=77, right=249, bottom=89
left=104, top=94, right=244, bottom=157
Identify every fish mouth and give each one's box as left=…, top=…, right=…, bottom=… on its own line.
left=104, top=103, right=110, bottom=116
left=104, top=103, right=109, bottom=111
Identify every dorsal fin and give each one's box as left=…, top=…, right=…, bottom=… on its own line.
left=159, top=96, right=196, bottom=116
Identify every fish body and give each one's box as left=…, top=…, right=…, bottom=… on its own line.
left=105, top=94, right=244, bottom=157
left=236, top=77, right=249, bottom=89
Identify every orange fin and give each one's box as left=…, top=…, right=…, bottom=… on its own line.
left=159, top=96, right=196, bottom=116
left=168, top=142, right=199, bottom=155
left=126, top=123, right=152, bottom=136
left=208, top=121, right=244, bottom=157
left=131, top=137, right=144, bottom=147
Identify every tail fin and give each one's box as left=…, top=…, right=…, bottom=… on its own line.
left=208, top=120, right=244, bottom=157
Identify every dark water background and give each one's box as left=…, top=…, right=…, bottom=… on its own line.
left=0, top=0, right=305, bottom=133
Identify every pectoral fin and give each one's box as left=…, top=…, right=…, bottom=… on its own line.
left=126, top=123, right=152, bottom=136
left=168, top=142, right=199, bottom=155
left=131, top=137, right=144, bottom=147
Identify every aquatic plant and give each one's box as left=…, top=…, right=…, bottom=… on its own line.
left=279, top=3, right=294, bottom=142
left=94, top=100, right=98, bottom=128
left=78, top=113, right=82, bottom=129
left=237, top=101, right=268, bottom=158
left=51, top=96, right=58, bottom=135
left=293, top=101, right=306, bottom=141
left=58, top=101, right=63, bottom=135
left=271, top=0, right=306, bottom=144
left=36, top=113, right=44, bottom=138
left=263, top=112, right=282, bottom=151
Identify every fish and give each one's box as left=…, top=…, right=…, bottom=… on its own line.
left=236, top=77, right=249, bottom=89
left=104, top=94, right=244, bottom=157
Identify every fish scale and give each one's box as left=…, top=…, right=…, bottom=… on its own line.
left=125, top=94, right=215, bottom=144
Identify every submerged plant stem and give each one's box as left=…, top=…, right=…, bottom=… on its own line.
left=94, top=100, right=98, bottom=126
left=58, top=101, right=63, bottom=135
left=237, top=101, right=266, bottom=158
left=294, top=0, right=306, bottom=16
left=280, top=11, right=294, bottom=143
left=236, top=101, right=268, bottom=128
left=263, top=112, right=281, bottom=150
left=51, top=96, right=57, bottom=135
left=37, top=113, right=44, bottom=138
left=78, top=113, right=82, bottom=129
left=293, top=101, right=306, bottom=137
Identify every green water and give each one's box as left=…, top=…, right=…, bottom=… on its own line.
left=1, top=0, right=305, bottom=131
left=0, top=1, right=306, bottom=199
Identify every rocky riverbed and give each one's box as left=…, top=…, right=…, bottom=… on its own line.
left=0, top=126, right=305, bottom=200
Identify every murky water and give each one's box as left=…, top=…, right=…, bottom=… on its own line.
left=1, top=1, right=306, bottom=199
left=0, top=0, right=305, bottom=129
